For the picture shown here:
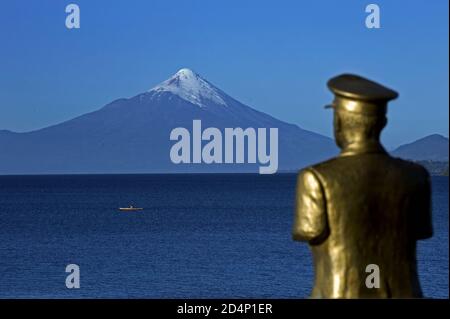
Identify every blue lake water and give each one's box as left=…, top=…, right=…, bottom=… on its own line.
left=0, top=174, right=447, bottom=298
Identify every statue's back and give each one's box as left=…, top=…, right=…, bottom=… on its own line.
left=308, top=152, right=432, bottom=298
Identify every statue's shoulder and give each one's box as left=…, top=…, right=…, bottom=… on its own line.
left=388, top=156, right=430, bottom=179
left=307, top=156, right=342, bottom=173
left=298, top=157, right=340, bottom=181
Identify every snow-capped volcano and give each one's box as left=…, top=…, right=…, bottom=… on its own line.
left=0, top=68, right=338, bottom=174
left=150, top=68, right=227, bottom=107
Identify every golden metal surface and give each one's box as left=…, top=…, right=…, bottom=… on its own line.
left=293, top=74, right=433, bottom=298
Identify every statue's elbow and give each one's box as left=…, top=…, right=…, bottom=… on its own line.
left=292, top=227, right=329, bottom=244
left=292, top=232, right=305, bottom=241
left=416, top=228, right=433, bottom=240
left=292, top=229, right=313, bottom=242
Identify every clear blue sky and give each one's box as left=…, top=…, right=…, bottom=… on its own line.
left=0, top=0, right=448, bottom=148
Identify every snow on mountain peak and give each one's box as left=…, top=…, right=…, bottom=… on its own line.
left=150, top=68, right=227, bottom=107
left=175, top=68, right=196, bottom=78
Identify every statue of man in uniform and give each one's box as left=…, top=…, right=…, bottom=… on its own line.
left=292, top=74, right=433, bottom=298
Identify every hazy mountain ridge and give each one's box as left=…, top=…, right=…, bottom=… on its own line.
left=392, top=134, right=449, bottom=162
left=391, top=134, right=449, bottom=176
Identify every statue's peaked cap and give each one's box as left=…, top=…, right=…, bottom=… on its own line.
left=327, top=74, right=398, bottom=102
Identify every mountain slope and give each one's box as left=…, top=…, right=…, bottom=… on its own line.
left=0, top=68, right=338, bottom=174
left=391, top=134, right=449, bottom=161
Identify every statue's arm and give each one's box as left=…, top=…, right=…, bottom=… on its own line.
left=414, top=170, right=433, bottom=240
left=292, top=168, right=328, bottom=243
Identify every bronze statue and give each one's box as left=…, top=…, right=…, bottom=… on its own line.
left=292, top=74, right=433, bottom=298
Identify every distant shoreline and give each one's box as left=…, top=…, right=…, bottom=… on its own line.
left=0, top=172, right=300, bottom=177
left=0, top=171, right=448, bottom=177
left=414, top=160, right=449, bottom=176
